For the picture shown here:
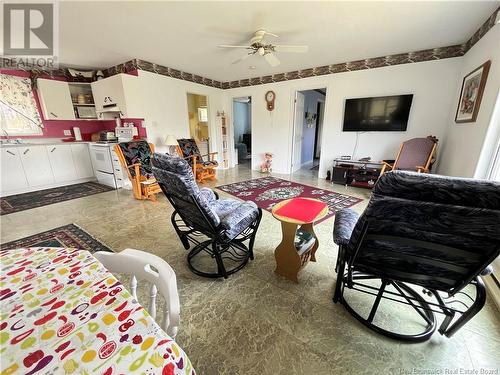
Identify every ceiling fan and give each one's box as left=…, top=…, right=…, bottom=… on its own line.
left=217, top=30, right=309, bottom=67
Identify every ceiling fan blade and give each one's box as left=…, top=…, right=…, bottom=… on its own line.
left=232, top=53, right=253, bottom=65
left=264, top=52, right=280, bottom=67
left=217, top=45, right=251, bottom=49
left=264, top=31, right=278, bottom=38
left=274, top=45, right=309, bottom=53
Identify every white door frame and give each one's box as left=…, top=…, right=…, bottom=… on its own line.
left=289, top=85, right=330, bottom=175
left=229, top=95, right=253, bottom=169
left=291, top=91, right=305, bottom=173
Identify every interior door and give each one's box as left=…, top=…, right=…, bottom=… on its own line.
left=292, top=92, right=305, bottom=173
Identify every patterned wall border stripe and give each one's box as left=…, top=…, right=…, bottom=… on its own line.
left=224, top=44, right=466, bottom=88
left=105, top=44, right=466, bottom=89
left=101, top=7, right=498, bottom=89
left=5, top=7, right=495, bottom=88
left=102, top=59, right=224, bottom=89
left=463, top=6, right=499, bottom=53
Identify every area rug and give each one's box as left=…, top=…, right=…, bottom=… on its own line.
left=216, top=177, right=362, bottom=222
left=0, top=182, right=114, bottom=215
left=0, top=224, right=113, bottom=253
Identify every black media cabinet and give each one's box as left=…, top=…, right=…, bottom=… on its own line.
left=332, top=159, right=383, bottom=189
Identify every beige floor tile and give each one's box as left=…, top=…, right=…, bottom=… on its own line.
left=1, top=164, right=498, bottom=374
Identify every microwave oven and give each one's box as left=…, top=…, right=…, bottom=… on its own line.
left=75, top=105, right=97, bottom=119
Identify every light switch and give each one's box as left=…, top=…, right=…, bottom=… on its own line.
left=63, top=130, right=71, bottom=136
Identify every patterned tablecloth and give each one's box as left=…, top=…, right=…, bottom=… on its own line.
left=0, top=247, right=195, bottom=375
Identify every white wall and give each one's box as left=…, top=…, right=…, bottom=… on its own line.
left=133, top=27, right=496, bottom=178
left=439, top=25, right=500, bottom=178
left=136, top=70, right=225, bottom=156
left=226, top=58, right=461, bottom=176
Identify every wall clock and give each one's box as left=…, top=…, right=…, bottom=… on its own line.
left=265, top=90, right=276, bottom=111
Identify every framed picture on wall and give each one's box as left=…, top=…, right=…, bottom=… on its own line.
left=455, top=60, right=491, bottom=123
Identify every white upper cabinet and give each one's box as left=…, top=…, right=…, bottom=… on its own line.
left=47, top=145, right=78, bottom=182
left=1, top=148, right=29, bottom=194
left=37, top=79, right=76, bottom=120
left=71, top=144, right=94, bottom=179
left=19, top=145, right=54, bottom=187
left=91, top=74, right=142, bottom=119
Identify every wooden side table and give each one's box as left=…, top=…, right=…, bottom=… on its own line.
left=272, top=198, right=328, bottom=283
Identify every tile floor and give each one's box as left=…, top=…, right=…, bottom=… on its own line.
left=1, top=165, right=499, bottom=374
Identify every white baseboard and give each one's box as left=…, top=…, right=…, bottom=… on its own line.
left=484, top=274, right=500, bottom=312
left=1, top=177, right=97, bottom=197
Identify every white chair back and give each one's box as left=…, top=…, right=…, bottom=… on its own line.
left=94, top=248, right=180, bottom=338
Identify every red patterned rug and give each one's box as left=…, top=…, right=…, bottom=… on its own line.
left=216, top=177, right=362, bottom=223
left=0, top=224, right=113, bottom=253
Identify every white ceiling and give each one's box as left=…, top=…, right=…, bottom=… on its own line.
left=59, top=1, right=499, bottom=82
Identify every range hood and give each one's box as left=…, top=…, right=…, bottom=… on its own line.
left=97, top=104, right=123, bottom=119
left=99, top=104, right=122, bottom=113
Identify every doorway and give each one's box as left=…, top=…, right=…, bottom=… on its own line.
left=291, top=88, right=326, bottom=174
left=233, top=96, right=252, bottom=169
left=186, top=93, right=210, bottom=155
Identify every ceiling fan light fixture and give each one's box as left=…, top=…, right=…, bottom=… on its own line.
left=218, top=29, right=309, bottom=68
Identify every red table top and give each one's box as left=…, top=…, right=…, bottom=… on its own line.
left=273, top=198, right=328, bottom=223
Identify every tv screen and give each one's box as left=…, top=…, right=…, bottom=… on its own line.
left=342, top=94, right=413, bottom=132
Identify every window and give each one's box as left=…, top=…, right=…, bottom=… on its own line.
left=197, top=107, right=208, bottom=122
left=0, top=74, right=43, bottom=136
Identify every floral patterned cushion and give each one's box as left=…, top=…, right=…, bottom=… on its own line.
left=177, top=138, right=218, bottom=167
left=212, top=199, right=259, bottom=241
left=152, top=152, right=258, bottom=241
left=117, top=141, right=154, bottom=178
left=151, top=153, right=220, bottom=230
left=177, top=138, right=201, bottom=165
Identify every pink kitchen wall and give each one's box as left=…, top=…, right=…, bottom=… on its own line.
left=1, top=69, right=146, bottom=140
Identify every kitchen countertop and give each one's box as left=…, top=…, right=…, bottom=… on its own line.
left=0, top=141, right=91, bottom=148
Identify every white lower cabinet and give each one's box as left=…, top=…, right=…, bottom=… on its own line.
left=1, top=148, right=29, bottom=192
left=1, top=143, right=96, bottom=196
left=47, top=145, right=78, bottom=182
left=19, top=145, right=54, bottom=187
left=71, top=144, right=94, bottom=179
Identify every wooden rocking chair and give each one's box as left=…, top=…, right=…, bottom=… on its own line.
left=380, top=136, right=438, bottom=175
left=176, top=138, right=218, bottom=183
left=114, top=141, right=162, bottom=201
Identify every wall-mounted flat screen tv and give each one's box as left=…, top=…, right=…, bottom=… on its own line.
left=342, top=94, right=413, bottom=131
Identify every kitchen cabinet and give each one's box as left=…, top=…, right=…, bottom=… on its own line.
left=91, top=73, right=143, bottom=119
left=19, top=145, right=54, bottom=187
left=1, top=148, right=29, bottom=193
left=37, top=79, right=76, bottom=120
left=47, top=145, right=77, bottom=182
left=71, top=143, right=94, bottom=179
left=1, top=143, right=96, bottom=196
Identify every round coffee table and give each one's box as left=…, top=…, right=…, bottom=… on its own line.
left=272, top=197, right=328, bottom=283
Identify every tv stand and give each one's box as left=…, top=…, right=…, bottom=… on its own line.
left=332, top=159, right=383, bottom=189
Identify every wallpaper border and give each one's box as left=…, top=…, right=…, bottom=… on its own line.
left=3, top=7, right=498, bottom=89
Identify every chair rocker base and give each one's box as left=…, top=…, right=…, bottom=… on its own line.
left=187, top=239, right=252, bottom=279
left=333, top=270, right=486, bottom=343
left=171, top=210, right=262, bottom=279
